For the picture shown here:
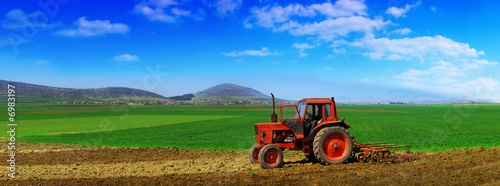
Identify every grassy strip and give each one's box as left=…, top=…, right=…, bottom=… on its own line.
left=3, top=115, right=240, bottom=137
left=14, top=104, right=500, bottom=152
left=21, top=116, right=261, bottom=151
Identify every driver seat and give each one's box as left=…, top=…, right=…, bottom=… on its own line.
left=307, top=106, right=322, bottom=136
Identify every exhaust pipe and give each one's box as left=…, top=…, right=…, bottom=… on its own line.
left=332, top=97, right=341, bottom=122
left=271, top=93, right=277, bottom=123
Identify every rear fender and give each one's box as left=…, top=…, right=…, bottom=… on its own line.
left=310, top=121, right=351, bottom=138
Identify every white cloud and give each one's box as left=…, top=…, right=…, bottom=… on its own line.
left=359, top=78, right=370, bottom=83
left=292, top=43, right=316, bottom=50
left=222, top=47, right=279, bottom=57
left=398, top=77, right=500, bottom=102
left=397, top=59, right=497, bottom=82
left=393, top=53, right=498, bottom=102
left=135, top=6, right=174, bottom=22
left=278, top=16, right=390, bottom=41
left=463, top=59, right=498, bottom=69
left=333, top=48, right=347, bottom=54
left=390, top=28, right=411, bottom=35
left=171, top=7, right=190, bottom=16
left=292, top=43, right=316, bottom=57
left=2, top=9, right=55, bottom=30
left=248, top=0, right=367, bottom=28
left=430, top=7, right=436, bottom=12
left=351, top=35, right=485, bottom=61
left=245, top=0, right=381, bottom=40
left=114, top=54, right=140, bottom=62
left=248, top=3, right=315, bottom=28
left=308, top=0, right=367, bottom=18
left=55, top=17, right=129, bottom=37
left=385, top=1, right=421, bottom=18
left=211, top=0, right=242, bottom=17
left=349, top=33, right=498, bottom=102
left=458, top=77, right=500, bottom=102
left=134, top=0, right=196, bottom=22
left=243, top=1, right=498, bottom=102
left=396, top=61, right=464, bottom=82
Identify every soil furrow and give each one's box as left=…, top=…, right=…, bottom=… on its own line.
left=1, top=142, right=498, bottom=185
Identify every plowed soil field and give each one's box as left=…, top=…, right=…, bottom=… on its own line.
left=1, top=142, right=499, bottom=185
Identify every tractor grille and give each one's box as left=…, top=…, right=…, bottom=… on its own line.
left=254, top=125, right=258, bottom=136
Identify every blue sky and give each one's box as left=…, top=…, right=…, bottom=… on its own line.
left=1, top=0, right=499, bottom=102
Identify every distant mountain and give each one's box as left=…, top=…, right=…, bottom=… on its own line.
left=0, top=80, right=168, bottom=99
left=169, top=94, right=195, bottom=101
left=196, top=83, right=269, bottom=98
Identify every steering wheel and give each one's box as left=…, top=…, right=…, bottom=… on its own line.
left=305, top=112, right=313, bottom=118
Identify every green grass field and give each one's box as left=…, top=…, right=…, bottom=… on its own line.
left=2, top=102, right=499, bottom=152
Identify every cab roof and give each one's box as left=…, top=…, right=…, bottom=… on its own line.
left=298, top=98, right=334, bottom=104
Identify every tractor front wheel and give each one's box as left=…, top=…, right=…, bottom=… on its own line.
left=313, top=126, right=354, bottom=165
left=248, top=144, right=260, bottom=164
left=258, top=144, right=284, bottom=169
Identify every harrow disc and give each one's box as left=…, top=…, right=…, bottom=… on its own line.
left=354, top=141, right=414, bottom=163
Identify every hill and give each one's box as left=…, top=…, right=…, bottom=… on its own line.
left=0, top=80, right=168, bottom=100
left=169, top=94, right=195, bottom=101
left=195, top=83, right=270, bottom=99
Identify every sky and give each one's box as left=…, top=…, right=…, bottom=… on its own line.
left=0, top=0, right=499, bottom=102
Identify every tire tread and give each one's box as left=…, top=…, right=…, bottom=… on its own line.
left=258, top=144, right=284, bottom=169
left=313, top=126, right=354, bottom=165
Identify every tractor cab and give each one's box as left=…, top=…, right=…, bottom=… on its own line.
left=281, top=98, right=343, bottom=137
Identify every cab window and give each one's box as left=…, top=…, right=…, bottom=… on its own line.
left=306, top=104, right=313, bottom=118
left=324, top=104, right=331, bottom=118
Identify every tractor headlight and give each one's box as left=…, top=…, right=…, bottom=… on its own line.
left=261, top=132, right=265, bottom=137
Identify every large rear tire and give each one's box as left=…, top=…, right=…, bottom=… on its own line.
left=258, top=144, right=284, bottom=169
left=313, top=126, right=354, bottom=165
left=248, top=144, right=260, bottom=164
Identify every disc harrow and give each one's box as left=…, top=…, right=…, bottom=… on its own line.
left=354, top=141, right=414, bottom=163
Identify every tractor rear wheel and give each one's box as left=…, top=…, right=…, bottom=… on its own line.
left=258, top=144, right=283, bottom=169
left=313, top=126, right=354, bottom=165
left=248, top=144, right=260, bottom=164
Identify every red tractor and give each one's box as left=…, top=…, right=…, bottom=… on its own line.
left=249, top=94, right=409, bottom=169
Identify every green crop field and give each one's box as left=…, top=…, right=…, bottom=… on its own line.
left=2, top=102, right=499, bottom=152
